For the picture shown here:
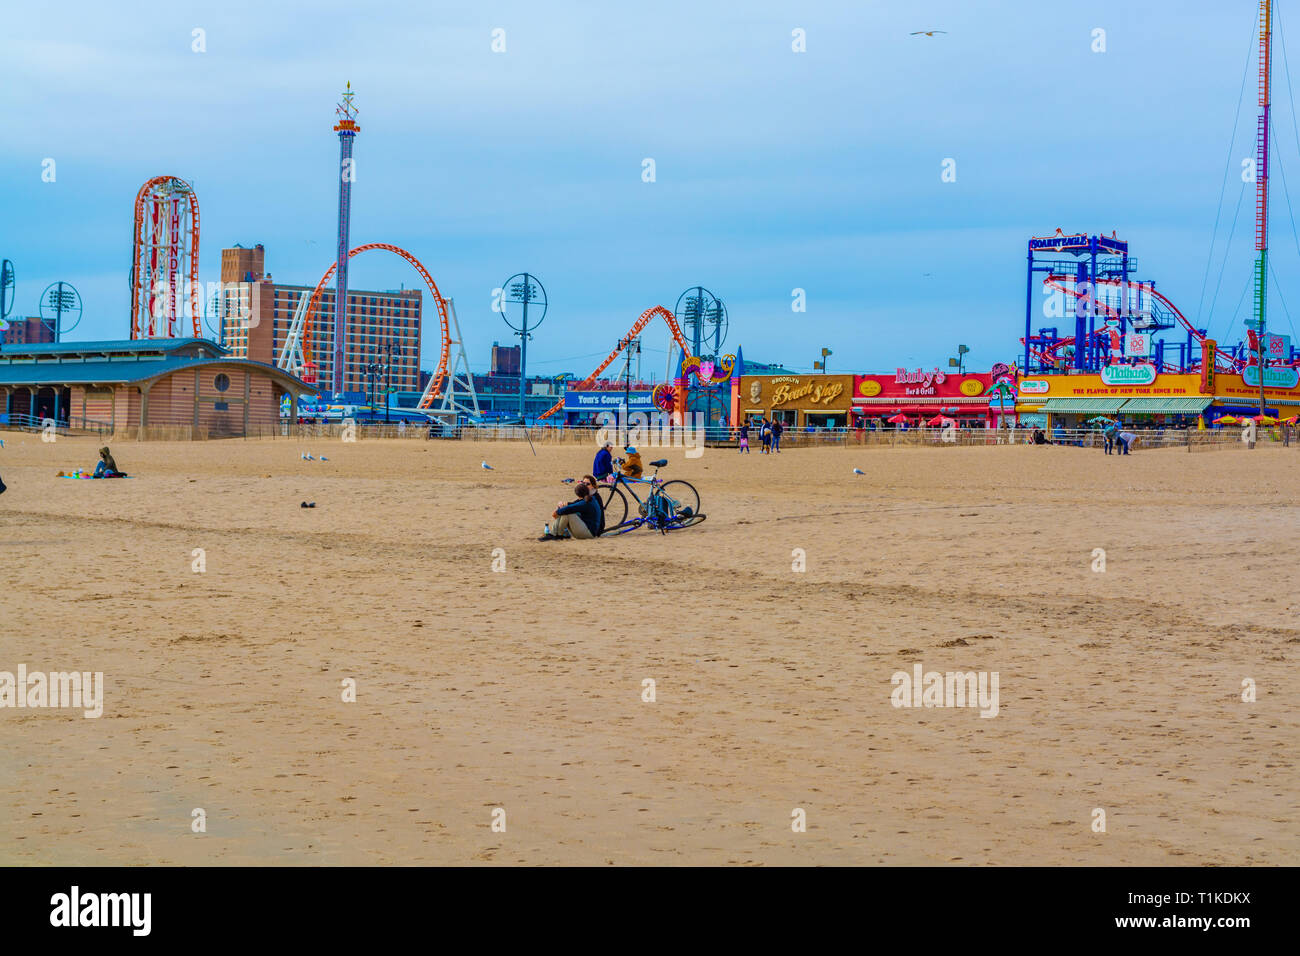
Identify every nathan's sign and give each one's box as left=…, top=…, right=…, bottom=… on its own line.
left=1100, top=364, right=1157, bottom=386
left=1217, top=369, right=1300, bottom=401
left=1242, top=365, right=1300, bottom=389
left=769, top=377, right=844, bottom=407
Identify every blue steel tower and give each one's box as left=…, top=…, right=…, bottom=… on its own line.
left=332, top=82, right=359, bottom=397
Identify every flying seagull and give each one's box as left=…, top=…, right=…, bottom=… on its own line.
left=911, top=30, right=947, bottom=36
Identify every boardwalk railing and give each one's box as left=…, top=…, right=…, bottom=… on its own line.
left=0, top=413, right=114, bottom=438
left=1, top=415, right=1284, bottom=449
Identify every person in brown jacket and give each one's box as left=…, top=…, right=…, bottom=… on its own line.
left=92, top=447, right=121, bottom=478
left=621, top=446, right=643, bottom=479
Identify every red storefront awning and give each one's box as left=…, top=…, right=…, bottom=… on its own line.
left=853, top=405, right=989, bottom=417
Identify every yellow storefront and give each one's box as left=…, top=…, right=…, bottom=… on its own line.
left=1212, top=369, right=1300, bottom=418
left=1016, top=371, right=1211, bottom=426
left=739, top=374, right=854, bottom=428
left=1019, top=367, right=1300, bottom=425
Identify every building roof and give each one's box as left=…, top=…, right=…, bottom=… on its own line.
left=0, top=337, right=227, bottom=359
left=0, top=338, right=310, bottom=392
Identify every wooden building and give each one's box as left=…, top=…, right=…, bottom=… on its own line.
left=0, top=338, right=311, bottom=437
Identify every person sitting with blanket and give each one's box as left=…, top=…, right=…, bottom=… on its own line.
left=92, top=447, right=124, bottom=478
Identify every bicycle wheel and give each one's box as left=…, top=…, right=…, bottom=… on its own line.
left=603, top=518, right=643, bottom=536
left=656, top=480, right=700, bottom=518
left=596, top=484, right=628, bottom=529
left=664, top=512, right=707, bottom=531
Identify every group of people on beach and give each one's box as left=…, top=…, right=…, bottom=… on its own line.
left=538, top=441, right=643, bottom=541
left=737, top=416, right=783, bottom=454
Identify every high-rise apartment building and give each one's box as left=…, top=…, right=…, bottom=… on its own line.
left=219, top=243, right=421, bottom=397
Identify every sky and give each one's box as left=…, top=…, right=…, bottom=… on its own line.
left=3, top=0, right=1300, bottom=379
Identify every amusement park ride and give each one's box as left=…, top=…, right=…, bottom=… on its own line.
left=1022, top=0, right=1288, bottom=408
left=129, top=176, right=201, bottom=339
left=117, top=82, right=733, bottom=426
left=117, top=4, right=1284, bottom=422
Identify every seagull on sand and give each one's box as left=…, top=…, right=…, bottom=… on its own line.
left=481, top=461, right=494, bottom=470
left=852, top=468, right=865, bottom=475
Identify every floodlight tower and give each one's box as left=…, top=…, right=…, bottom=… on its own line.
left=332, top=82, right=360, bottom=396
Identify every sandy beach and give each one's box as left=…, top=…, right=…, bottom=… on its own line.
left=0, top=434, right=1296, bottom=865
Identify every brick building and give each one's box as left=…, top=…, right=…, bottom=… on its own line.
left=0, top=316, right=57, bottom=346
left=219, top=243, right=421, bottom=398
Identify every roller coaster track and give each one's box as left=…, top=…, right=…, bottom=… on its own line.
left=536, top=305, right=690, bottom=420
left=1038, top=274, right=1248, bottom=371
left=292, top=243, right=452, bottom=403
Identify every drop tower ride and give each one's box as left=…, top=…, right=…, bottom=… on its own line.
left=333, top=82, right=359, bottom=397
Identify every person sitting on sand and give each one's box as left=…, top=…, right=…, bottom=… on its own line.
left=582, top=474, right=605, bottom=534
left=92, top=447, right=121, bottom=478
left=592, top=442, right=614, bottom=481
left=541, top=482, right=601, bottom=541
left=621, top=446, right=643, bottom=479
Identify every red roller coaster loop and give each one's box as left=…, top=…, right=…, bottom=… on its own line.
left=537, top=305, right=690, bottom=421
left=299, top=243, right=451, bottom=402
left=130, top=176, right=201, bottom=339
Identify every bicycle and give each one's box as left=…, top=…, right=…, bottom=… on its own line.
left=597, top=458, right=704, bottom=534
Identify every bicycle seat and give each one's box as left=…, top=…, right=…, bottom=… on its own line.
left=649, top=458, right=668, bottom=468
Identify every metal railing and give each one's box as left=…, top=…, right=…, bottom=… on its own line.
left=0, top=412, right=114, bottom=437
left=4, top=414, right=1284, bottom=449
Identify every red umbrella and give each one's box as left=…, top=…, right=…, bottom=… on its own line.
left=887, top=413, right=909, bottom=424
left=927, top=415, right=955, bottom=427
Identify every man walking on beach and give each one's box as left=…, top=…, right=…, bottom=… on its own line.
left=771, top=418, right=783, bottom=453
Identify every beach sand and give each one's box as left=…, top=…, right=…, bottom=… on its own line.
left=0, top=434, right=1296, bottom=865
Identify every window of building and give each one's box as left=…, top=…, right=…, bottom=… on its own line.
left=214, top=373, right=231, bottom=393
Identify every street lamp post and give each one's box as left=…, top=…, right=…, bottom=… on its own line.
left=363, top=355, right=383, bottom=419
left=813, top=347, right=832, bottom=373
left=381, top=340, right=402, bottom=424
left=949, top=344, right=969, bottom=374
